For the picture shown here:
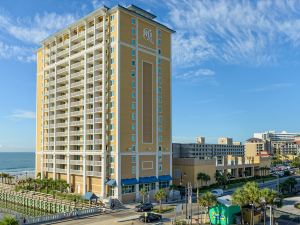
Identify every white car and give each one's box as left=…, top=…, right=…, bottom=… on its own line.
left=211, top=189, right=224, bottom=197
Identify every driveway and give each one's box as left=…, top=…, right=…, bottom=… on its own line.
left=280, top=195, right=300, bottom=215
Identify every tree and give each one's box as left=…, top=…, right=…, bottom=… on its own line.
left=215, top=171, right=227, bottom=188
left=198, top=192, right=217, bottom=224
left=0, top=215, right=19, bottom=225
left=154, top=189, right=166, bottom=212
left=140, top=187, right=147, bottom=203
left=260, top=188, right=278, bottom=225
left=197, top=172, right=210, bottom=187
left=232, top=188, right=246, bottom=225
left=291, top=157, right=300, bottom=168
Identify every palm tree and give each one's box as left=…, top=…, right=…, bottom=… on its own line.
left=197, top=172, right=209, bottom=187
left=0, top=215, right=19, bottom=225
left=154, top=189, right=166, bottom=212
left=215, top=171, right=227, bottom=188
left=260, top=188, right=278, bottom=225
left=232, top=187, right=247, bottom=225
left=140, top=187, right=147, bottom=203
left=198, top=191, right=217, bottom=224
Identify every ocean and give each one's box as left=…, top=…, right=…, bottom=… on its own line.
left=0, top=152, right=35, bottom=175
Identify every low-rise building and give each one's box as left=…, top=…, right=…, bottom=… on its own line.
left=173, top=137, right=245, bottom=159
left=172, top=155, right=271, bottom=188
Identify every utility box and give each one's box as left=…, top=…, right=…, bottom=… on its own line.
left=209, top=195, right=241, bottom=225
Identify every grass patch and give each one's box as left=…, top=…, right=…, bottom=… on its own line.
left=295, top=203, right=300, bottom=209
left=152, top=206, right=174, bottom=213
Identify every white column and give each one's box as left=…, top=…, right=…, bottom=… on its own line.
left=67, top=29, right=71, bottom=184
left=101, top=14, right=107, bottom=198
left=83, top=21, right=87, bottom=194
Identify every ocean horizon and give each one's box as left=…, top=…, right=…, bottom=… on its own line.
left=0, top=152, right=35, bottom=175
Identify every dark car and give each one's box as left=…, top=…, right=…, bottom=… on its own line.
left=139, top=212, right=162, bottom=223
left=135, top=202, right=153, bottom=212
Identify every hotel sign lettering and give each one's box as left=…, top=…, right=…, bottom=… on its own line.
left=143, top=28, right=153, bottom=43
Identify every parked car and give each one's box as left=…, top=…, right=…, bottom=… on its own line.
left=139, top=212, right=162, bottom=223
left=211, top=189, right=224, bottom=197
left=135, top=202, right=154, bottom=212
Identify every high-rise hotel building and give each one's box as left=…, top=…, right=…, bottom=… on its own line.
left=36, top=5, right=174, bottom=202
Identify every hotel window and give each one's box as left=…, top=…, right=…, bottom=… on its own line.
left=131, top=71, right=135, bottom=77
left=159, top=135, right=162, bottom=142
left=131, top=92, right=136, bottom=99
left=131, top=60, right=135, bottom=66
left=109, top=102, right=114, bottom=107
left=132, top=155, right=136, bottom=163
left=110, top=69, right=114, bottom=75
left=110, top=37, right=114, bottom=42
left=159, top=181, right=169, bottom=189
left=131, top=124, right=136, bottom=131
left=131, top=39, right=136, bottom=45
left=131, top=102, right=136, bottom=110
left=132, top=166, right=136, bottom=174
left=132, top=145, right=136, bottom=152
left=109, top=124, right=114, bottom=130
left=131, top=18, right=136, bottom=25
left=131, top=113, right=136, bottom=120
left=132, top=28, right=136, bottom=35
left=122, top=185, right=135, bottom=194
left=158, top=49, right=161, bottom=54
left=158, top=29, right=161, bottom=36
left=110, top=15, right=114, bottom=20
left=131, top=81, right=136, bottom=88
left=132, top=49, right=135, bottom=56
left=109, top=167, right=114, bottom=174
left=110, top=58, right=114, bottom=64
left=109, top=135, right=113, bottom=141
left=109, top=113, right=114, bottom=119
left=110, top=26, right=114, bottom=32
left=131, top=135, right=136, bottom=142
left=109, top=80, right=114, bottom=86
left=109, top=91, right=114, bottom=97
left=110, top=47, right=114, bottom=53
left=157, top=39, right=161, bottom=46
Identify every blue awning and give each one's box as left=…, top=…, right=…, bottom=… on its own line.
left=121, top=178, right=138, bottom=186
left=158, top=175, right=172, bottom=182
left=106, top=179, right=116, bottom=187
left=139, top=176, right=158, bottom=184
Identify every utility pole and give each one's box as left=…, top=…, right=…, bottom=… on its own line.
left=187, top=182, right=193, bottom=225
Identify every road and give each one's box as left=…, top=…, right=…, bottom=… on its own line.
left=47, top=176, right=300, bottom=225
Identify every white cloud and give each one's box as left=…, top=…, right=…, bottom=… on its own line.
left=249, top=83, right=293, bottom=93
left=0, top=12, right=77, bottom=44
left=165, top=0, right=300, bottom=66
left=175, top=68, right=215, bottom=80
left=0, top=41, right=35, bottom=62
left=9, top=110, right=36, bottom=120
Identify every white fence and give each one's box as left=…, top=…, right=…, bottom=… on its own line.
left=24, top=207, right=100, bottom=224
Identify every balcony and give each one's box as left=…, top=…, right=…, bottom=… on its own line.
left=87, top=88, right=94, bottom=94
left=71, top=32, right=85, bottom=41
left=95, top=65, right=102, bottom=71
left=71, top=80, right=84, bottom=88
left=57, top=95, right=68, bottom=101
left=70, top=160, right=83, bottom=165
left=71, top=61, right=84, bottom=69
left=95, top=97, right=101, bottom=102
left=95, top=118, right=102, bottom=123
left=95, top=54, right=102, bottom=60
left=57, top=67, right=69, bottom=74
left=70, top=90, right=84, bottom=97
left=71, top=70, right=84, bottom=79
left=70, top=130, right=83, bottom=135
left=56, top=113, right=68, bottom=119
left=71, top=100, right=84, bottom=107
left=95, top=86, right=102, bottom=92
left=70, top=111, right=83, bottom=116
left=96, top=22, right=103, bottom=29
left=70, top=169, right=82, bottom=175
left=56, top=85, right=68, bottom=92
left=57, top=48, right=69, bottom=58
left=70, top=121, right=83, bottom=126
left=87, top=26, right=94, bottom=33
left=45, top=159, right=53, bottom=163
left=56, top=104, right=68, bottom=110
left=86, top=119, right=93, bottom=124
left=94, top=129, right=101, bottom=134
left=56, top=131, right=68, bottom=136
left=86, top=98, right=93, bottom=103
left=56, top=168, right=67, bottom=173
left=57, top=77, right=68, bottom=83
left=56, top=141, right=68, bottom=145
left=87, top=36, right=94, bottom=44
left=56, top=122, right=68, bottom=128
left=94, top=140, right=102, bottom=144
left=95, top=107, right=102, bottom=112
left=71, top=41, right=84, bottom=51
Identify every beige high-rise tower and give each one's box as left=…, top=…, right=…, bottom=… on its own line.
left=36, top=5, right=174, bottom=202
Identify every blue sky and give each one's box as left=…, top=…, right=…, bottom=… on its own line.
left=0, top=0, right=300, bottom=151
